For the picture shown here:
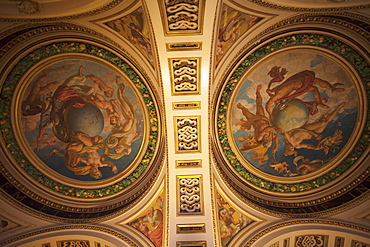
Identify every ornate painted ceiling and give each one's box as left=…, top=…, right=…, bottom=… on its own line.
left=0, top=0, right=369, bottom=246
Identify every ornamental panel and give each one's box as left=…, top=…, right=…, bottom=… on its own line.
left=159, top=0, right=205, bottom=36
left=177, top=175, right=203, bottom=215
left=169, top=57, right=200, bottom=95
left=295, top=235, right=328, bottom=247
left=174, top=116, right=200, bottom=153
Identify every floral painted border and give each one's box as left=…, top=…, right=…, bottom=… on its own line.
left=0, top=42, right=159, bottom=199
left=217, top=33, right=370, bottom=193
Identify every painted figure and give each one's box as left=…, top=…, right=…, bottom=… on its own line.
left=51, top=132, right=117, bottom=179
left=293, top=156, right=324, bottom=175
left=21, top=60, right=144, bottom=180
left=265, top=67, right=345, bottom=117
left=105, top=80, right=142, bottom=159
left=232, top=51, right=358, bottom=178
left=236, top=85, right=278, bottom=164
left=283, top=102, right=346, bottom=156
left=21, top=70, right=57, bottom=116
left=218, top=199, right=253, bottom=246
left=37, top=65, right=114, bottom=143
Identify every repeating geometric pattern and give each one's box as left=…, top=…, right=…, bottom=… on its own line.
left=160, top=0, right=204, bottom=35
left=169, top=58, right=200, bottom=95
left=295, top=235, right=328, bottom=247
left=175, top=117, right=199, bottom=152
left=178, top=175, right=202, bottom=215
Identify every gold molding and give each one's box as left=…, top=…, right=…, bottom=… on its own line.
left=334, top=236, right=345, bottom=247
left=176, top=223, right=206, bottom=233
left=177, top=241, right=207, bottom=247
left=283, top=238, right=290, bottom=247
left=169, top=57, right=201, bottom=95
left=0, top=225, right=137, bottom=247
left=173, top=101, right=201, bottom=110
left=177, top=174, right=204, bottom=216
left=166, top=42, right=202, bottom=51
left=217, top=13, right=370, bottom=90
left=212, top=153, right=370, bottom=218
left=245, top=220, right=370, bottom=247
left=174, top=116, right=201, bottom=153
left=245, top=0, right=370, bottom=12
left=0, top=0, right=125, bottom=22
left=176, top=159, right=202, bottom=168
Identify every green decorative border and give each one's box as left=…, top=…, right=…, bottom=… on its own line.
left=217, top=33, right=370, bottom=193
left=0, top=42, right=159, bottom=199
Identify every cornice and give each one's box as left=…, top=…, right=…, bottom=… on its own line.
left=0, top=224, right=138, bottom=247
left=245, top=219, right=370, bottom=246
left=246, top=0, right=370, bottom=12
left=0, top=0, right=124, bottom=22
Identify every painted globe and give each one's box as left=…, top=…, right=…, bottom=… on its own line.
left=271, top=98, right=309, bottom=133
left=64, top=102, right=104, bottom=137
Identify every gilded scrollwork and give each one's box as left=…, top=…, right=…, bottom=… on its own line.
left=177, top=175, right=202, bottom=215
left=159, top=0, right=204, bottom=35
left=169, top=58, right=200, bottom=95
left=295, top=235, right=328, bottom=247
left=175, top=117, right=200, bottom=153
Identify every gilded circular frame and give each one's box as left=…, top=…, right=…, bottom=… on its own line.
left=216, top=33, right=369, bottom=195
left=1, top=41, right=160, bottom=199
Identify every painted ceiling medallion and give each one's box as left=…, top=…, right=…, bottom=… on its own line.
left=216, top=33, right=369, bottom=195
left=1, top=41, right=159, bottom=200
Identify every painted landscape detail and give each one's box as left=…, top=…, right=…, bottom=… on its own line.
left=232, top=51, right=358, bottom=177
left=21, top=59, right=144, bottom=181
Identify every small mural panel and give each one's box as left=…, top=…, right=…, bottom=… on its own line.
left=105, top=7, right=154, bottom=66
left=216, top=192, right=254, bottom=246
left=216, top=4, right=262, bottom=66
left=128, top=192, right=164, bottom=247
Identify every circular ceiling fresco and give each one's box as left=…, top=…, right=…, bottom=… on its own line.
left=215, top=32, right=369, bottom=200
left=18, top=58, right=146, bottom=185
left=1, top=41, right=160, bottom=204
left=230, top=49, right=361, bottom=182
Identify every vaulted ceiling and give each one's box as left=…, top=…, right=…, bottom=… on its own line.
left=0, top=0, right=369, bottom=246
